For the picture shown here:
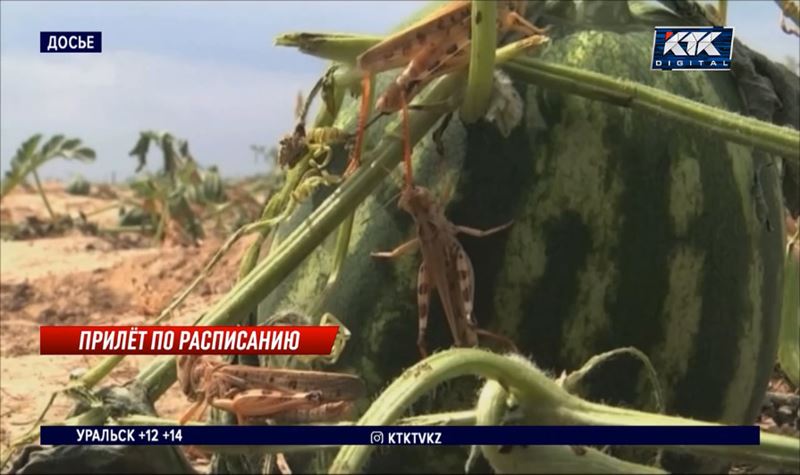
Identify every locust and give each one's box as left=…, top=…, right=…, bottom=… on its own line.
left=347, top=0, right=549, bottom=172
left=277, top=72, right=353, bottom=170
left=778, top=0, right=800, bottom=36
left=175, top=318, right=363, bottom=475
left=276, top=89, right=349, bottom=206
left=371, top=184, right=518, bottom=358
left=176, top=354, right=366, bottom=425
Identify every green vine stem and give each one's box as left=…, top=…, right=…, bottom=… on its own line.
left=561, top=347, right=665, bottom=413
left=568, top=395, right=800, bottom=470
left=464, top=378, right=507, bottom=473
left=460, top=0, right=497, bottom=122
left=328, top=349, right=799, bottom=474
left=504, top=57, right=800, bottom=161
left=31, top=169, right=56, bottom=220
left=473, top=378, right=664, bottom=474
left=237, top=139, right=324, bottom=281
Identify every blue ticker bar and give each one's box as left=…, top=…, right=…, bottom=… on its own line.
left=41, top=425, right=760, bottom=446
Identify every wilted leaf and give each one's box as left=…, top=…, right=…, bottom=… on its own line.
left=128, top=133, right=152, bottom=172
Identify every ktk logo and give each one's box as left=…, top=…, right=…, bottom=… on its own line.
left=651, top=26, right=734, bottom=71
left=662, top=30, right=721, bottom=56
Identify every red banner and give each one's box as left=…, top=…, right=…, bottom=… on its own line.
left=39, top=326, right=339, bottom=355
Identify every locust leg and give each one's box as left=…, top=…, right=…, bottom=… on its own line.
left=416, top=263, right=431, bottom=359
left=502, top=11, right=551, bottom=36
left=179, top=398, right=209, bottom=425
left=473, top=327, right=519, bottom=353
left=456, top=221, right=514, bottom=238
left=452, top=246, right=480, bottom=347
left=345, top=75, right=373, bottom=175
left=370, top=238, right=420, bottom=258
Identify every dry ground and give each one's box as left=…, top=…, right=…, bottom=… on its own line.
left=0, top=181, right=256, bottom=470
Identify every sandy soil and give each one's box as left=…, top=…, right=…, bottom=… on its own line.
left=0, top=182, right=256, bottom=469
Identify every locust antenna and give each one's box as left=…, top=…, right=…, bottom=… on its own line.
left=298, top=71, right=327, bottom=126
left=357, top=187, right=402, bottom=228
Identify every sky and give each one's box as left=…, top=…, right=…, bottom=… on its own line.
left=1, top=0, right=798, bottom=182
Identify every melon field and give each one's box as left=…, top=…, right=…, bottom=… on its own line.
left=1, top=1, right=799, bottom=474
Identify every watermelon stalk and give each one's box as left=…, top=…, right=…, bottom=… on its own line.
left=472, top=379, right=665, bottom=473
left=560, top=347, right=665, bottom=413
left=460, top=0, right=497, bottom=123
left=329, top=348, right=800, bottom=474
left=504, top=56, right=800, bottom=161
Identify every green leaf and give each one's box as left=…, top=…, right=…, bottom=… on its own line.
left=461, top=0, right=497, bottom=123
left=16, top=134, right=43, bottom=164
left=75, top=147, right=97, bottom=160
left=0, top=133, right=95, bottom=198
left=61, top=138, right=82, bottom=150
left=40, top=135, right=66, bottom=159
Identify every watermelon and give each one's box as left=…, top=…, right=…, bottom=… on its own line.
left=252, top=5, right=787, bottom=474
left=200, top=165, right=226, bottom=204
